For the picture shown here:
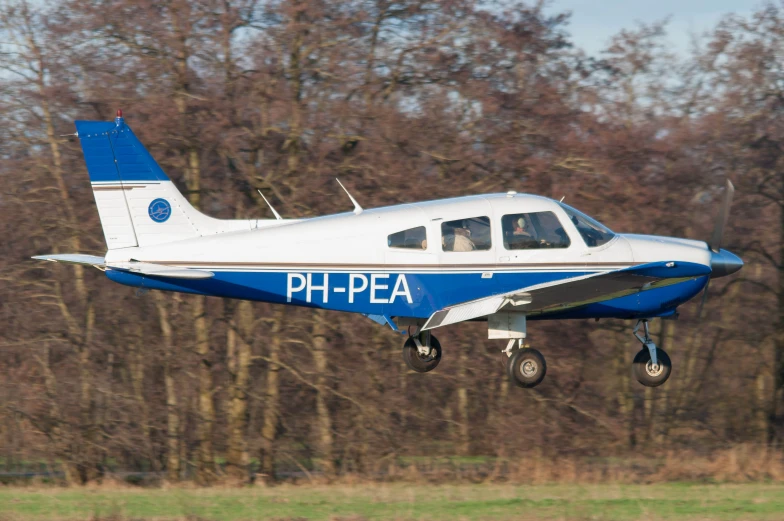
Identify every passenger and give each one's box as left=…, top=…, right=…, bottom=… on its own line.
left=442, top=224, right=475, bottom=252
left=452, top=227, right=475, bottom=251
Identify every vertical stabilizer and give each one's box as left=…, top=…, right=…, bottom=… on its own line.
left=76, top=111, right=253, bottom=250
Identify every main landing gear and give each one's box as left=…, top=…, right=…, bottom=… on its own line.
left=400, top=317, right=671, bottom=388
left=632, top=319, right=672, bottom=387
left=402, top=331, right=442, bottom=373
left=504, top=339, right=547, bottom=388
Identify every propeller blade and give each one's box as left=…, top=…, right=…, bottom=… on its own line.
left=709, top=179, right=734, bottom=253
left=697, top=280, right=710, bottom=319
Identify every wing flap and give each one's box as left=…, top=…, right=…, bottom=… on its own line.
left=423, top=295, right=506, bottom=330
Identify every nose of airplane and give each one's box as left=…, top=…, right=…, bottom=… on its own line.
left=710, top=249, right=743, bottom=278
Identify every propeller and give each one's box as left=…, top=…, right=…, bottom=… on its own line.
left=709, top=180, right=735, bottom=253
left=697, top=179, right=735, bottom=318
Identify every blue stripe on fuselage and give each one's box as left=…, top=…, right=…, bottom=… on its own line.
left=105, top=268, right=708, bottom=320
left=107, top=269, right=592, bottom=317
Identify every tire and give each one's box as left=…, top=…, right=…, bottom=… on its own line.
left=402, top=335, right=442, bottom=373
left=632, top=348, right=672, bottom=387
left=507, top=348, right=546, bottom=388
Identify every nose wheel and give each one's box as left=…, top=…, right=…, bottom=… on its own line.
left=402, top=332, right=442, bottom=372
left=632, top=319, right=672, bottom=387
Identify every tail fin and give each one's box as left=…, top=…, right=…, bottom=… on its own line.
left=76, top=111, right=250, bottom=250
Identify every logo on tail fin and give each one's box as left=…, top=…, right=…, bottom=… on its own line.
left=148, top=198, right=172, bottom=223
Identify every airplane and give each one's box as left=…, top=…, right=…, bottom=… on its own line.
left=33, top=111, right=743, bottom=389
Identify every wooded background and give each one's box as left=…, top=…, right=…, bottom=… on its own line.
left=0, top=0, right=782, bottom=485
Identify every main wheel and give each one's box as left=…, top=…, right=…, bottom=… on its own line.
left=402, top=335, right=442, bottom=373
left=507, top=348, right=546, bottom=388
left=632, top=348, right=672, bottom=387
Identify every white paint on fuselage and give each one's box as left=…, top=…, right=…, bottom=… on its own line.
left=103, top=193, right=712, bottom=273
left=624, top=234, right=711, bottom=267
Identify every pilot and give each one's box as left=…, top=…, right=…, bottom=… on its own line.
left=512, top=216, right=534, bottom=237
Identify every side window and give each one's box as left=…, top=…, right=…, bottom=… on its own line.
left=441, top=216, right=491, bottom=252
left=502, top=212, right=570, bottom=250
left=388, top=226, right=427, bottom=250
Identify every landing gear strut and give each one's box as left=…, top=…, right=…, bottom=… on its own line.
left=402, top=331, right=442, bottom=373
left=632, top=319, right=672, bottom=387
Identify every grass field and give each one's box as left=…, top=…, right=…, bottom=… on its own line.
left=0, top=483, right=783, bottom=520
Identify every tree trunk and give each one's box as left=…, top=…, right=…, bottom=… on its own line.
left=76, top=303, right=98, bottom=483
left=656, top=320, right=675, bottom=443
left=756, top=370, right=769, bottom=444
left=311, top=310, right=334, bottom=474
left=193, top=295, right=216, bottom=485
left=260, top=309, right=284, bottom=482
left=457, top=344, right=471, bottom=455
left=130, top=324, right=157, bottom=472
left=38, top=51, right=96, bottom=481
left=774, top=204, right=784, bottom=443
left=174, top=85, right=216, bottom=481
left=154, top=293, right=180, bottom=481
left=614, top=330, right=634, bottom=448
left=38, top=342, right=79, bottom=485
left=225, top=300, right=253, bottom=482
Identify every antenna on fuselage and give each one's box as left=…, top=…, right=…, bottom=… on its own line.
left=559, top=196, right=565, bottom=203
left=257, top=189, right=282, bottom=220
left=335, top=178, right=363, bottom=215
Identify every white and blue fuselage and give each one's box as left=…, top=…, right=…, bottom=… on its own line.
left=34, top=113, right=743, bottom=388
left=53, top=115, right=741, bottom=332
left=103, top=190, right=713, bottom=323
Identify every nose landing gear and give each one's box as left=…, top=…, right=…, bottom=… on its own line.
left=632, top=319, right=672, bottom=387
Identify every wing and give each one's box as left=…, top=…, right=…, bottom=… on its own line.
left=32, top=254, right=214, bottom=280
left=422, top=261, right=710, bottom=331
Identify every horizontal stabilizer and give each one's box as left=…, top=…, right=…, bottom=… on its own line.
left=32, top=254, right=106, bottom=266
left=108, top=261, right=214, bottom=279
left=32, top=254, right=213, bottom=279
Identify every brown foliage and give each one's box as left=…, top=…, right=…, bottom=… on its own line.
left=0, top=0, right=783, bottom=485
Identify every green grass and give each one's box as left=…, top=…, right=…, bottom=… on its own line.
left=0, top=483, right=782, bottom=520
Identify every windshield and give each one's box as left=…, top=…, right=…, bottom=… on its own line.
left=558, top=203, right=615, bottom=247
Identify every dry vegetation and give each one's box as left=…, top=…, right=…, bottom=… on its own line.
left=0, top=0, right=783, bottom=488
left=2, top=481, right=784, bottom=521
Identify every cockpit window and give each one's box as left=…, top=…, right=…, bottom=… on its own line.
left=559, top=203, right=615, bottom=247
left=388, top=226, right=427, bottom=250
left=441, top=216, right=491, bottom=252
left=502, top=212, right=570, bottom=250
